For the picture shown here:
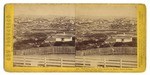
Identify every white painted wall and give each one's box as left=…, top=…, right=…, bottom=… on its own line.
left=123, top=38, right=132, bottom=42
left=56, top=37, right=72, bottom=42
left=56, top=38, right=62, bottom=41
left=116, top=38, right=132, bottom=42
left=116, top=39, right=122, bottom=42
left=64, top=37, right=72, bottom=41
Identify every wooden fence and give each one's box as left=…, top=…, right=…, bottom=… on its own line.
left=14, top=46, right=75, bottom=55
left=76, top=47, right=137, bottom=56
left=13, top=56, right=137, bottom=68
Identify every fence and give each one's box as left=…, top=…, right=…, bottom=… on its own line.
left=14, top=46, right=75, bottom=55
left=76, top=47, right=137, bottom=56
left=13, top=56, right=137, bottom=68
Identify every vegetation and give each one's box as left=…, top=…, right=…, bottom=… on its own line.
left=14, top=33, right=47, bottom=50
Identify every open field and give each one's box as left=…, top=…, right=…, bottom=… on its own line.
left=82, top=55, right=137, bottom=61
left=13, top=54, right=137, bottom=61
left=13, top=54, right=137, bottom=68
left=13, top=54, right=136, bottom=60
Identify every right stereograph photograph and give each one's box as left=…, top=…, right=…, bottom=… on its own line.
left=75, top=5, right=137, bottom=68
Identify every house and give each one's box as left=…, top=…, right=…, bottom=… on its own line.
left=44, top=32, right=75, bottom=44
left=105, top=35, right=133, bottom=43
left=54, top=32, right=74, bottom=42
left=115, top=36, right=133, bottom=42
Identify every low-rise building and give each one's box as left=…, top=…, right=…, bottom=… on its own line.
left=54, top=32, right=74, bottom=42
left=105, top=35, right=134, bottom=43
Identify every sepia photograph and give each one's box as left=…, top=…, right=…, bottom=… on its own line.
left=75, top=5, right=137, bottom=68
left=13, top=4, right=137, bottom=68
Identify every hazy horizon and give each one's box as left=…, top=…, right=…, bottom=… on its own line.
left=14, top=4, right=137, bottom=18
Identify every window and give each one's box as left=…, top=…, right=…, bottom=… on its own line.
left=61, top=38, right=64, bottom=42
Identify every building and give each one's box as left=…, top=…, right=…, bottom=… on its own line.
left=115, top=36, right=133, bottom=42
left=105, top=35, right=133, bottom=43
left=54, top=32, right=74, bottom=42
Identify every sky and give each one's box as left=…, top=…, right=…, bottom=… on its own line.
left=76, top=4, right=137, bottom=18
left=14, top=4, right=137, bottom=18
left=14, top=4, right=76, bottom=17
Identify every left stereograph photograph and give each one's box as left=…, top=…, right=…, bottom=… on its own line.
left=13, top=4, right=76, bottom=67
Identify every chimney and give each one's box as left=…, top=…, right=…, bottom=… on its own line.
left=63, top=32, right=65, bottom=35
left=123, top=33, right=125, bottom=36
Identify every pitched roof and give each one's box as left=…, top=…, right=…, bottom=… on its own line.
left=113, top=36, right=132, bottom=39
left=54, top=33, right=74, bottom=38
left=44, top=36, right=55, bottom=42
left=105, top=38, right=116, bottom=43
